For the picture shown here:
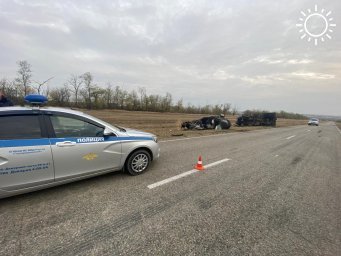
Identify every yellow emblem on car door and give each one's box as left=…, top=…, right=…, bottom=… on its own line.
left=83, top=153, right=98, bottom=160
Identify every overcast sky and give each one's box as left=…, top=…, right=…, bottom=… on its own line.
left=0, top=0, right=340, bottom=115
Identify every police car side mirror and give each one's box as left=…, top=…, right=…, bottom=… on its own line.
left=103, top=127, right=115, bottom=136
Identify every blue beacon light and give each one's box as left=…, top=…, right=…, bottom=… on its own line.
left=24, top=94, right=48, bottom=106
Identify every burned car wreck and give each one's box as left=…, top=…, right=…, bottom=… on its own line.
left=236, top=112, right=277, bottom=127
left=181, top=115, right=231, bottom=130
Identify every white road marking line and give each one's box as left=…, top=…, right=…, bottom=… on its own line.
left=147, top=158, right=230, bottom=189
left=147, top=170, right=197, bottom=189
left=203, top=158, right=230, bottom=168
left=286, top=135, right=296, bottom=140
left=160, top=137, right=191, bottom=143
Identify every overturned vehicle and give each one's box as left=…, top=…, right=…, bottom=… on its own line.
left=236, top=112, right=277, bottom=127
left=181, top=115, right=231, bottom=130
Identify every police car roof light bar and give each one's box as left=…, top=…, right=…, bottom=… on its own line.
left=24, top=94, right=48, bottom=107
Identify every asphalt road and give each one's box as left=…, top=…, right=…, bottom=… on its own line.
left=1, top=123, right=340, bottom=256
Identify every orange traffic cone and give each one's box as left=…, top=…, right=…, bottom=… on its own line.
left=195, top=155, right=205, bottom=171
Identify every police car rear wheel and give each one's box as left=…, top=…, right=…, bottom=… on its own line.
left=125, top=150, right=151, bottom=175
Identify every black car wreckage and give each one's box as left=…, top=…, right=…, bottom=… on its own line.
left=181, top=115, right=231, bottom=130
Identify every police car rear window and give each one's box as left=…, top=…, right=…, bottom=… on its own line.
left=0, top=115, right=42, bottom=140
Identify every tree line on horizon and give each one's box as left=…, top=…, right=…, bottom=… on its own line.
left=0, top=60, right=306, bottom=119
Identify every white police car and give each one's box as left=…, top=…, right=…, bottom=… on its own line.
left=0, top=95, right=160, bottom=198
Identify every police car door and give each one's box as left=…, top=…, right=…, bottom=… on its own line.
left=0, top=111, right=54, bottom=191
left=47, top=113, right=122, bottom=179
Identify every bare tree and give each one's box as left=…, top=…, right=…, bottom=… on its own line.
left=4, top=61, right=242, bottom=114
left=126, top=90, right=139, bottom=110
left=175, top=98, right=184, bottom=112
left=15, top=60, right=32, bottom=96
left=0, top=78, right=13, bottom=98
left=92, top=86, right=106, bottom=109
left=148, top=94, right=160, bottom=112
left=112, top=86, right=121, bottom=108
left=50, top=85, right=71, bottom=106
left=105, top=83, right=113, bottom=108
left=81, top=72, right=95, bottom=109
left=138, top=87, right=146, bottom=110
left=163, top=92, right=172, bottom=112
left=44, top=84, right=51, bottom=98
left=232, top=105, right=239, bottom=116
left=0, top=78, right=7, bottom=92
left=111, top=86, right=128, bottom=109
left=222, top=103, right=231, bottom=115
left=119, top=89, right=128, bottom=109
left=67, top=74, right=83, bottom=107
left=33, top=76, right=54, bottom=94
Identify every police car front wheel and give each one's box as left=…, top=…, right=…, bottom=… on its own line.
left=125, top=149, right=151, bottom=175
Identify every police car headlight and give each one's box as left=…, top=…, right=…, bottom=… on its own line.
left=152, top=136, right=158, bottom=143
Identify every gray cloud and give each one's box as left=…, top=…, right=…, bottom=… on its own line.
left=0, top=0, right=340, bottom=115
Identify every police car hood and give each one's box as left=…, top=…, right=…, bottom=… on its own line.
left=123, top=128, right=155, bottom=138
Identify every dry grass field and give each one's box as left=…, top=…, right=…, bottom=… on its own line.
left=83, top=109, right=308, bottom=139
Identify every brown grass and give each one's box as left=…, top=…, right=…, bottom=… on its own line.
left=83, top=109, right=308, bottom=139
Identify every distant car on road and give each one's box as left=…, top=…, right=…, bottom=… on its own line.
left=0, top=95, right=160, bottom=199
left=308, top=118, right=319, bottom=126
